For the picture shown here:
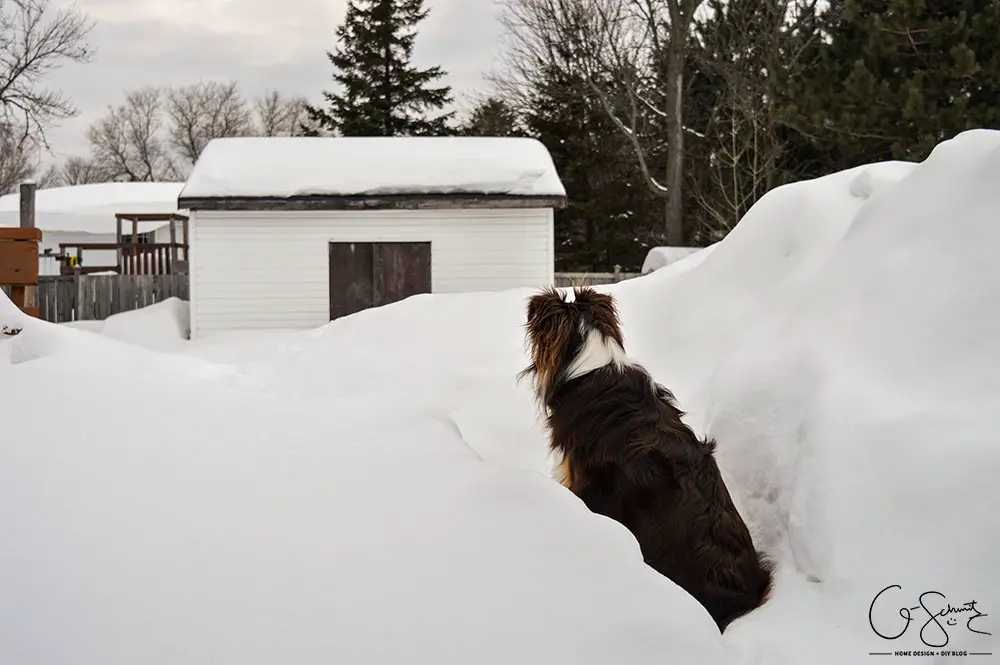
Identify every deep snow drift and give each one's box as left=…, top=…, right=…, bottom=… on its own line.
left=3, top=129, right=999, bottom=664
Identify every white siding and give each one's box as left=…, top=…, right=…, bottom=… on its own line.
left=190, top=208, right=554, bottom=337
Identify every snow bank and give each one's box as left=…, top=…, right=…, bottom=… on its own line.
left=610, top=159, right=919, bottom=403
left=682, top=132, right=1000, bottom=658
left=0, top=182, right=185, bottom=234
left=178, top=136, right=567, bottom=200
left=0, top=313, right=727, bottom=665
left=98, top=297, right=191, bottom=350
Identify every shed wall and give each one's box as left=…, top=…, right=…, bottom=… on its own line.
left=189, top=208, right=554, bottom=337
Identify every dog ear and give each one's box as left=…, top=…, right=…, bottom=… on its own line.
left=525, top=295, right=541, bottom=327
left=525, top=287, right=563, bottom=326
left=572, top=287, right=625, bottom=347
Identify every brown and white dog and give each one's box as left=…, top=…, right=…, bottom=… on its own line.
left=519, top=285, right=773, bottom=632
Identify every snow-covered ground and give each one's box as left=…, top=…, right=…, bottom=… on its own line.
left=3, top=129, right=999, bottom=664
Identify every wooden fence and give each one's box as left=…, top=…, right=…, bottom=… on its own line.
left=6, top=271, right=641, bottom=325
left=553, top=268, right=643, bottom=287
left=34, top=274, right=189, bottom=323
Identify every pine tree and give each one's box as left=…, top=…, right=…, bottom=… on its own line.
left=304, top=0, right=455, bottom=136
left=459, top=97, right=527, bottom=137
left=778, top=0, right=1000, bottom=175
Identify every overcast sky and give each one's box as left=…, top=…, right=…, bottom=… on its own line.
left=43, top=0, right=506, bottom=165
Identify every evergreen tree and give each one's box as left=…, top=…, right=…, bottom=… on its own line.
left=304, top=0, right=455, bottom=136
left=778, top=0, right=1000, bottom=175
left=459, top=97, right=527, bottom=136
left=524, top=63, right=661, bottom=271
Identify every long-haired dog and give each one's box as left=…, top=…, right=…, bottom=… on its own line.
left=519, top=286, right=773, bottom=632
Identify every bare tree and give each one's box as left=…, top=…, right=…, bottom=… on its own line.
left=54, top=154, right=107, bottom=185
left=166, top=80, right=253, bottom=163
left=33, top=161, right=61, bottom=188
left=254, top=90, right=309, bottom=136
left=86, top=87, right=179, bottom=181
left=0, top=122, right=35, bottom=193
left=79, top=83, right=312, bottom=184
left=688, top=0, right=820, bottom=241
left=0, top=0, right=94, bottom=147
left=495, top=0, right=704, bottom=244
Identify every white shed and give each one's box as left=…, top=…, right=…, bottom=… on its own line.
left=178, top=136, right=567, bottom=338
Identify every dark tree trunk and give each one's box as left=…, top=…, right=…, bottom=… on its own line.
left=664, top=19, right=687, bottom=245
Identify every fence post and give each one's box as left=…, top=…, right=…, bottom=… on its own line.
left=20, top=181, right=36, bottom=229
left=613, top=264, right=622, bottom=282
left=74, top=268, right=85, bottom=321
left=21, top=180, right=38, bottom=319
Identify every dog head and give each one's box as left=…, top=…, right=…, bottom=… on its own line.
left=518, top=286, right=627, bottom=406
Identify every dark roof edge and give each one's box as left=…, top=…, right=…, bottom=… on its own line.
left=178, top=193, right=568, bottom=212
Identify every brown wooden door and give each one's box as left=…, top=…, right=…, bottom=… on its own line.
left=329, top=241, right=432, bottom=320
left=373, top=242, right=432, bottom=308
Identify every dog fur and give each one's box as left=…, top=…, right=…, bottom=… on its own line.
left=519, top=285, right=773, bottom=632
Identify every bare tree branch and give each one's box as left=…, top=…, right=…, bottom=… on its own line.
left=166, top=80, right=253, bottom=164
left=0, top=121, right=35, bottom=193
left=688, top=0, right=815, bottom=242
left=53, top=154, right=107, bottom=185
left=86, top=87, right=178, bottom=182
left=493, top=0, right=704, bottom=243
left=0, top=0, right=94, bottom=148
left=254, top=90, right=309, bottom=136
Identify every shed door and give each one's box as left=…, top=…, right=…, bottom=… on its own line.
left=329, top=241, right=432, bottom=320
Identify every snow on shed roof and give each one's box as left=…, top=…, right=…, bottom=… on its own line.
left=178, top=136, right=567, bottom=207
left=0, top=182, right=185, bottom=234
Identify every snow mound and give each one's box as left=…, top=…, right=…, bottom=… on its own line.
left=608, top=157, right=919, bottom=403
left=179, top=136, right=567, bottom=200
left=641, top=245, right=709, bottom=273
left=243, top=289, right=555, bottom=473
left=626, top=130, right=999, bottom=658
left=0, top=315, right=727, bottom=665
left=0, top=290, right=26, bottom=362
left=846, top=161, right=916, bottom=200
left=1, top=289, right=25, bottom=321
left=99, top=297, right=191, bottom=350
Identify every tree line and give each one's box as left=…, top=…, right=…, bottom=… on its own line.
left=3, top=0, right=999, bottom=272
left=476, top=0, right=1000, bottom=270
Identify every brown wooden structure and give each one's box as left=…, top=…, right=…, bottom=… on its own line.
left=0, top=227, right=43, bottom=318
left=1, top=182, right=42, bottom=317
left=56, top=212, right=190, bottom=276
left=328, top=241, right=432, bottom=320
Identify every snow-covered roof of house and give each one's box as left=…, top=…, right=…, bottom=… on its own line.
left=0, top=182, right=186, bottom=235
left=178, top=136, right=567, bottom=210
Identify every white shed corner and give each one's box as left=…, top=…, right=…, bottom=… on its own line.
left=177, top=136, right=567, bottom=339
